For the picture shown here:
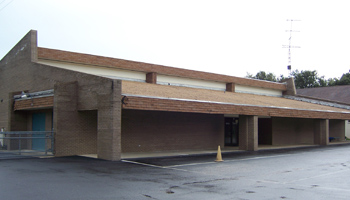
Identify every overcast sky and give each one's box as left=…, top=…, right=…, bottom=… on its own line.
left=1, top=0, right=350, bottom=79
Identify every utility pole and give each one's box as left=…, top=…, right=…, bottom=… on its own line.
left=283, top=19, right=301, bottom=74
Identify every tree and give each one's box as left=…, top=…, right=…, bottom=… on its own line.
left=327, top=78, right=338, bottom=86
left=336, top=73, right=350, bottom=85
left=246, top=70, right=350, bottom=88
left=291, top=70, right=326, bottom=89
left=246, top=71, right=278, bottom=82
left=317, top=77, right=328, bottom=87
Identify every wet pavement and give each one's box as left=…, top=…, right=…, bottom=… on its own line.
left=1, top=144, right=350, bottom=199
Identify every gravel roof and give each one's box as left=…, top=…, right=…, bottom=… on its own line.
left=122, top=81, right=350, bottom=113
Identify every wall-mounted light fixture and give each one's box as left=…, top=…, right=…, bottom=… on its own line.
left=21, top=91, right=27, bottom=98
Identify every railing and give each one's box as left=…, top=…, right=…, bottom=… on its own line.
left=0, top=131, right=54, bottom=156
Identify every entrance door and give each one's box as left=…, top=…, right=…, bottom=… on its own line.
left=32, top=113, right=46, bottom=150
left=225, top=118, right=239, bottom=146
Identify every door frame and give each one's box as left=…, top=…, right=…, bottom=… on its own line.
left=224, top=117, right=239, bottom=146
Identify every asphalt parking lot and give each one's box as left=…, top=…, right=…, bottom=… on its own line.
left=1, top=144, right=350, bottom=200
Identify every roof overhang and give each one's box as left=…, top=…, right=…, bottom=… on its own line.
left=14, top=90, right=54, bottom=111
left=121, top=95, right=350, bottom=120
left=121, top=81, right=350, bottom=120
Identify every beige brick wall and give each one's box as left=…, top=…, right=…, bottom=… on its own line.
left=54, top=82, right=98, bottom=156
left=314, top=119, right=329, bottom=145
left=239, top=115, right=258, bottom=151
left=329, top=119, right=345, bottom=140
left=258, top=118, right=272, bottom=145
left=272, top=118, right=315, bottom=145
left=121, top=109, right=224, bottom=152
left=1, top=30, right=121, bottom=160
left=97, top=80, right=122, bottom=161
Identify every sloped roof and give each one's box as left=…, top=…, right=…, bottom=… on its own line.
left=122, top=81, right=350, bottom=119
left=37, top=47, right=287, bottom=91
left=297, top=85, right=350, bottom=105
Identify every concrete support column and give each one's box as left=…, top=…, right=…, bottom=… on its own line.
left=314, top=119, right=329, bottom=145
left=97, top=80, right=122, bottom=161
left=239, top=115, right=258, bottom=151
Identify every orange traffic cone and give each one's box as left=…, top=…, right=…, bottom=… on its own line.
left=215, top=145, right=224, bottom=162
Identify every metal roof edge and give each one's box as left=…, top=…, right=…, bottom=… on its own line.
left=284, top=95, right=350, bottom=110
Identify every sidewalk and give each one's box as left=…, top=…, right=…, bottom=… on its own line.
left=81, top=143, right=350, bottom=160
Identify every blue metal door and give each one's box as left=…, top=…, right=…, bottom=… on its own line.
left=32, top=113, right=46, bottom=150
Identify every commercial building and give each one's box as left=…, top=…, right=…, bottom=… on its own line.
left=1, top=30, right=350, bottom=161
left=297, top=86, right=350, bottom=138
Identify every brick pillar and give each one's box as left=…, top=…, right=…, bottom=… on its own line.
left=281, top=77, right=296, bottom=96
left=97, top=80, right=122, bottom=161
left=146, top=72, right=157, bottom=84
left=314, top=119, right=329, bottom=145
left=8, top=91, right=28, bottom=150
left=30, top=30, right=38, bottom=62
left=239, top=115, right=258, bottom=151
left=54, top=81, right=78, bottom=156
left=226, top=83, right=235, bottom=92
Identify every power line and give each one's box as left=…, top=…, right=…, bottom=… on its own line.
left=0, top=0, right=15, bottom=12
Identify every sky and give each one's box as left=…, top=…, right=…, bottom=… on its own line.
left=1, top=0, right=350, bottom=79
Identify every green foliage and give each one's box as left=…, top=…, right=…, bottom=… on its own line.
left=246, top=70, right=350, bottom=88
left=337, top=73, right=350, bottom=85
left=291, top=70, right=326, bottom=89
left=327, top=78, right=338, bottom=86
left=246, top=71, right=280, bottom=82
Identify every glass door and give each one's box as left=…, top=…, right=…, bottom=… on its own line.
left=225, top=118, right=239, bottom=146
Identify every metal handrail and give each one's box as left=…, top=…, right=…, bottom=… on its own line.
left=0, top=131, right=55, bottom=155
left=1, top=131, right=54, bottom=134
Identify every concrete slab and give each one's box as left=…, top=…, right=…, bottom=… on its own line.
left=80, top=143, right=350, bottom=160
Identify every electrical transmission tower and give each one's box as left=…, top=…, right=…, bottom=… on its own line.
left=283, top=19, right=301, bottom=73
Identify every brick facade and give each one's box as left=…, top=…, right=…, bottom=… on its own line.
left=97, top=80, right=122, bottom=161
left=226, top=83, right=235, bottom=92
left=146, top=72, right=157, bottom=84
left=0, top=30, right=122, bottom=160
left=272, top=118, right=314, bottom=145
left=121, top=109, right=224, bottom=152
left=329, top=119, right=345, bottom=139
left=281, top=78, right=296, bottom=96
left=1, top=30, right=349, bottom=161
left=54, top=81, right=93, bottom=156
left=239, top=115, right=258, bottom=151
left=314, top=119, right=329, bottom=145
left=258, top=118, right=272, bottom=145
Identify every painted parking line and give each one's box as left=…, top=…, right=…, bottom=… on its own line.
left=121, top=146, right=349, bottom=170
left=121, top=159, right=164, bottom=168
left=165, top=154, right=293, bottom=168
left=122, top=153, right=293, bottom=170
left=121, top=159, right=190, bottom=172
